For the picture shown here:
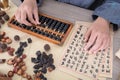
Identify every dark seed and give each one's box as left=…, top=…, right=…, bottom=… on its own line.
left=44, top=44, right=50, bottom=51
left=0, top=19, right=5, bottom=24
left=43, top=77, right=47, bottom=80
left=31, top=58, right=39, bottom=63
left=34, top=69, right=39, bottom=74
left=33, top=64, right=40, bottom=69
left=0, top=11, right=6, bottom=16
left=1, top=43, right=7, bottom=50
left=23, top=42, right=27, bottom=47
left=36, top=51, right=41, bottom=56
left=14, top=35, right=20, bottom=41
left=40, top=67, right=47, bottom=74
left=39, top=74, right=44, bottom=79
left=3, top=14, right=9, bottom=21
left=27, top=38, right=32, bottom=43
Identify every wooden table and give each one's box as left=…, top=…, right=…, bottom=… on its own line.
left=2, top=0, right=120, bottom=80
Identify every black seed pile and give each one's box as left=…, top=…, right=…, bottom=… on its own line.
left=31, top=51, right=56, bottom=80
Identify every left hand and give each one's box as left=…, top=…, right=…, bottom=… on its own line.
left=84, top=17, right=111, bottom=54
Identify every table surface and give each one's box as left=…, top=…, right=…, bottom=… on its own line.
left=3, top=0, right=120, bottom=80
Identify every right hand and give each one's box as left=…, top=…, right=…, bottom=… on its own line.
left=15, top=0, right=39, bottom=26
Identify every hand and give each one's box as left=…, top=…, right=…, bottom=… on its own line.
left=15, top=0, right=39, bottom=26
left=84, top=17, right=111, bottom=54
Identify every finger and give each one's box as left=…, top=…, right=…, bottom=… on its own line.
left=89, top=36, right=103, bottom=53
left=21, top=11, right=31, bottom=26
left=27, top=10, right=37, bottom=25
left=84, top=28, right=92, bottom=42
left=33, top=8, right=40, bottom=24
left=84, top=32, right=97, bottom=51
left=93, top=36, right=111, bottom=53
left=103, top=39, right=111, bottom=49
left=15, top=10, right=21, bottom=23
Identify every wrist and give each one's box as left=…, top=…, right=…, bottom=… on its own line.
left=97, top=17, right=110, bottom=25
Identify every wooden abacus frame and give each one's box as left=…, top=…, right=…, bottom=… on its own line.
left=7, top=13, right=73, bottom=45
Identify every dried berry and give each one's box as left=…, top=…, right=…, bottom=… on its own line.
left=44, top=44, right=50, bottom=51
left=39, top=74, right=44, bottom=79
left=31, top=58, right=39, bottom=63
left=36, top=51, right=41, bottom=56
left=23, top=42, right=27, bottom=47
left=27, top=38, right=32, bottom=43
left=40, top=67, right=47, bottom=74
left=33, top=64, right=41, bottom=69
left=43, top=77, right=47, bottom=80
left=33, top=69, right=39, bottom=74
left=14, top=35, right=20, bottom=41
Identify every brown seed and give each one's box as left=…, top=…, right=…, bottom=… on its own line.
left=48, top=67, right=54, bottom=72
left=27, top=75, right=32, bottom=79
left=0, top=48, right=3, bottom=53
left=7, top=47, right=11, bottom=51
left=8, top=71, right=14, bottom=77
left=13, top=67, right=19, bottom=73
left=18, top=61, right=25, bottom=67
left=36, top=72, right=42, bottom=77
left=1, top=38, right=6, bottom=42
left=17, top=69, right=23, bottom=75
left=7, top=58, right=15, bottom=65
left=16, top=58, right=22, bottom=63
left=8, top=48, right=15, bottom=56
left=22, top=73, right=28, bottom=78
left=6, top=38, right=12, bottom=44
left=21, top=66, right=27, bottom=71
left=0, top=31, right=5, bottom=37
left=22, top=54, right=27, bottom=59
left=13, top=63, right=18, bottom=67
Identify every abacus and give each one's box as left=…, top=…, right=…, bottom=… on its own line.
left=7, top=13, right=73, bottom=45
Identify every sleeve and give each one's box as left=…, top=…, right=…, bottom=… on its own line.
left=93, top=0, right=120, bottom=26
left=21, top=0, right=42, bottom=6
